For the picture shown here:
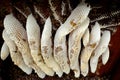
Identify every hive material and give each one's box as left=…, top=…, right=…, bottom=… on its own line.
left=54, top=3, right=90, bottom=74
left=4, top=14, right=45, bottom=78
left=26, top=14, right=54, bottom=76
left=41, top=17, right=63, bottom=77
left=2, top=30, right=32, bottom=74
left=0, top=42, right=9, bottom=60
left=80, top=22, right=101, bottom=76
left=90, top=31, right=111, bottom=73
left=68, top=17, right=90, bottom=77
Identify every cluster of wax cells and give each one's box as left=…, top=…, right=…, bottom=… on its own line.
left=0, top=2, right=112, bottom=78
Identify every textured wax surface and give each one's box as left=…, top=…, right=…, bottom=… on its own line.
left=0, top=0, right=120, bottom=80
